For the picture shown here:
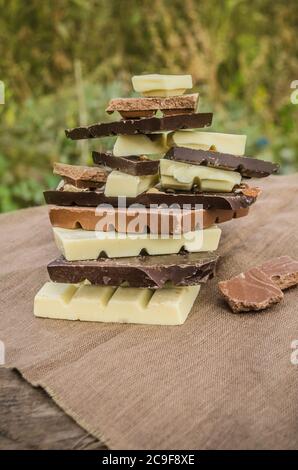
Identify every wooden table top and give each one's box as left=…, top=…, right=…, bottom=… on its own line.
left=0, top=368, right=106, bottom=450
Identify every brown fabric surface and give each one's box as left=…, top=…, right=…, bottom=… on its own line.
left=0, top=174, right=298, bottom=450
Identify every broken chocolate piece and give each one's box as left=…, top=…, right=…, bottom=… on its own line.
left=105, top=94, right=199, bottom=118
left=92, top=151, right=159, bottom=176
left=65, top=113, right=213, bottom=140
left=48, top=205, right=249, bottom=233
left=53, top=162, right=108, bottom=188
left=218, top=268, right=284, bottom=313
left=165, top=147, right=279, bottom=178
left=47, top=252, right=219, bottom=288
left=44, top=184, right=259, bottom=210
left=259, top=256, right=298, bottom=290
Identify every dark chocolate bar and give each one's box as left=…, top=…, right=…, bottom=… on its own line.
left=92, top=151, right=159, bottom=176
left=165, top=147, right=279, bottom=177
left=44, top=184, right=259, bottom=210
left=65, top=113, right=213, bottom=140
left=48, top=252, right=219, bottom=288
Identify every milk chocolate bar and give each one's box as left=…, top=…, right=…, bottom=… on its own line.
left=44, top=184, right=259, bottom=210
left=218, top=256, right=298, bottom=313
left=34, top=282, right=200, bottom=325
left=165, top=147, right=279, bottom=178
left=47, top=252, right=219, bottom=288
left=105, top=94, right=199, bottom=118
left=48, top=206, right=249, bottom=233
left=65, top=113, right=213, bottom=140
left=53, top=162, right=108, bottom=188
left=92, top=151, right=160, bottom=176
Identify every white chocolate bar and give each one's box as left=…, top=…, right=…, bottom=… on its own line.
left=113, top=134, right=167, bottom=157
left=104, top=170, right=158, bottom=197
left=160, top=159, right=241, bottom=192
left=53, top=226, right=221, bottom=260
left=132, top=74, right=193, bottom=97
left=168, top=131, right=247, bottom=155
left=34, top=283, right=200, bottom=325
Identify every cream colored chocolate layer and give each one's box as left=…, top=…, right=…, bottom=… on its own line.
left=132, top=74, right=193, bottom=97
left=48, top=206, right=249, bottom=233
left=168, top=131, right=247, bottom=155
left=104, top=170, right=158, bottom=197
left=113, top=134, right=167, bottom=157
left=160, top=159, right=241, bottom=192
left=53, top=226, right=221, bottom=260
left=34, top=282, right=200, bottom=325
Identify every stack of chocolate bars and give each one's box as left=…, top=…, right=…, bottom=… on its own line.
left=34, top=74, right=278, bottom=325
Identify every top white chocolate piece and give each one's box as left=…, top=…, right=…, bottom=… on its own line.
left=131, top=74, right=193, bottom=97
left=168, top=131, right=247, bottom=155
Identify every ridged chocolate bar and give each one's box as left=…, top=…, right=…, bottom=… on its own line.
left=165, top=147, right=279, bottom=177
left=92, top=151, right=159, bottom=176
left=48, top=205, right=249, bottom=233
left=47, top=252, right=219, bottom=288
left=44, top=185, right=259, bottom=210
left=65, top=113, right=213, bottom=140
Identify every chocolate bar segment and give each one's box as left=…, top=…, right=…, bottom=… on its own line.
left=218, top=256, right=298, bottom=313
left=165, top=147, right=279, bottom=177
left=53, top=162, right=108, bottom=188
left=218, top=268, right=284, bottom=313
left=65, top=113, right=213, bottom=140
left=105, top=94, right=199, bottom=118
left=48, top=206, right=249, bottom=233
left=92, top=151, right=159, bottom=176
left=47, top=252, right=219, bottom=288
left=44, top=184, right=259, bottom=210
left=260, top=256, right=298, bottom=290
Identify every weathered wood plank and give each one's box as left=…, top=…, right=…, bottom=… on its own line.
left=0, top=368, right=106, bottom=450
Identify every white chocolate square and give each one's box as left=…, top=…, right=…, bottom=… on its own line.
left=104, top=170, right=158, bottom=197
left=113, top=134, right=167, bottom=157
left=132, top=74, right=193, bottom=97
left=160, top=159, right=241, bottom=192
left=168, top=131, right=247, bottom=155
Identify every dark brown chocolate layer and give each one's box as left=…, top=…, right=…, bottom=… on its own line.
left=65, top=113, right=213, bottom=140
left=92, top=151, right=159, bottom=176
left=47, top=252, right=219, bottom=288
left=44, top=185, right=258, bottom=210
left=165, top=147, right=279, bottom=177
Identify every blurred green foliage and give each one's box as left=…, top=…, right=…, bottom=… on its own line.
left=0, top=0, right=297, bottom=212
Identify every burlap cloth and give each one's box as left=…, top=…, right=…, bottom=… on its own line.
left=1, top=174, right=298, bottom=450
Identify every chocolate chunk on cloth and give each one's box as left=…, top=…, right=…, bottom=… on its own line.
left=218, top=256, right=298, bottom=313
left=165, top=147, right=279, bottom=178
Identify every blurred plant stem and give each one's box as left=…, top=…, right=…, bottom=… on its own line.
left=74, top=59, right=89, bottom=165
